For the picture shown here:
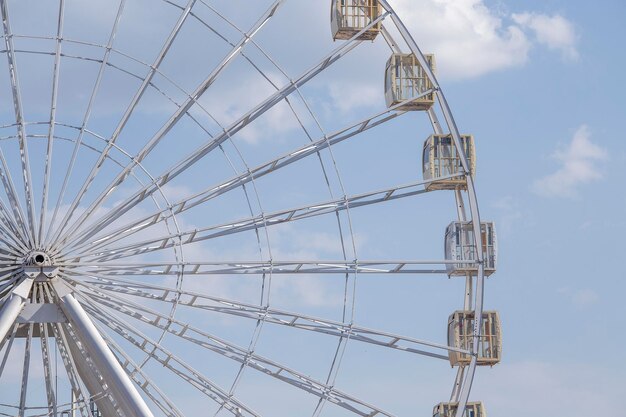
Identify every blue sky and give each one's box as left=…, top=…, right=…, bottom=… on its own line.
left=0, top=0, right=624, bottom=416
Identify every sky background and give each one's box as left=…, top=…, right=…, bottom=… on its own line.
left=0, top=0, right=624, bottom=416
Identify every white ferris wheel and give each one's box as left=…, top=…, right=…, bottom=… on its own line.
left=0, top=0, right=502, bottom=416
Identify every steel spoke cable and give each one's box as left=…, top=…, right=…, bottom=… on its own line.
left=0, top=0, right=37, bottom=246
left=0, top=323, right=18, bottom=378
left=78, top=288, right=397, bottom=417
left=58, top=92, right=427, bottom=256
left=63, top=272, right=468, bottom=356
left=64, top=173, right=453, bottom=262
left=51, top=13, right=386, bottom=254
left=96, top=329, right=185, bottom=417
left=46, top=0, right=198, bottom=248
left=42, top=285, right=96, bottom=417
left=51, top=0, right=285, bottom=252
left=0, top=139, right=31, bottom=246
left=77, top=292, right=262, bottom=417
left=38, top=0, right=65, bottom=247
left=44, top=0, right=126, bottom=247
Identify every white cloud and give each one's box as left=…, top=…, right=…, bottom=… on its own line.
left=390, top=0, right=578, bottom=79
left=392, top=0, right=530, bottom=79
left=558, top=287, right=600, bottom=308
left=492, top=196, right=523, bottom=237
left=513, top=12, right=579, bottom=60
left=328, top=81, right=381, bottom=113
left=532, top=125, right=608, bottom=198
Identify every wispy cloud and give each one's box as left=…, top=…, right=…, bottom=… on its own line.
left=513, top=12, right=579, bottom=60
left=532, top=125, right=608, bottom=198
left=558, top=287, right=600, bottom=308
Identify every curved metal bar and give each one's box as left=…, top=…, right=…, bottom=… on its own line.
left=378, top=2, right=486, bottom=415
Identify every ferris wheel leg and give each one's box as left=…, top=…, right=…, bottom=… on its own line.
left=64, top=327, right=122, bottom=417
left=52, top=280, right=154, bottom=417
left=0, top=277, right=34, bottom=342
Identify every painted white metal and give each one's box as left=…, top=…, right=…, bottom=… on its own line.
left=0, top=277, right=33, bottom=341
left=378, top=1, right=489, bottom=415
left=52, top=280, right=154, bottom=417
left=0, top=1, right=497, bottom=414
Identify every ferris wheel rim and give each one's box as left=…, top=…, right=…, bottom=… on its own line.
left=0, top=0, right=493, bottom=415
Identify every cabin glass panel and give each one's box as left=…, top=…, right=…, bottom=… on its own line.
left=385, top=53, right=435, bottom=110
left=448, top=311, right=502, bottom=366
left=445, top=221, right=496, bottom=276
left=331, top=0, right=381, bottom=41
left=423, top=134, right=475, bottom=190
left=433, top=402, right=485, bottom=417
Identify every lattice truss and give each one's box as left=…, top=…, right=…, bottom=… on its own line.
left=0, top=0, right=497, bottom=416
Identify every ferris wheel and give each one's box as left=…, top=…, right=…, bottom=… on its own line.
left=0, top=0, right=502, bottom=416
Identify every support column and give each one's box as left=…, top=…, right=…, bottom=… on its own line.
left=64, top=326, right=122, bottom=417
left=0, top=277, right=33, bottom=341
left=52, top=280, right=154, bottom=417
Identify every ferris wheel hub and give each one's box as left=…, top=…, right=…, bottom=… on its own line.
left=22, top=251, right=58, bottom=281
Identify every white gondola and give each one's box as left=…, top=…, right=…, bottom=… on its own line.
left=448, top=310, right=502, bottom=367
left=444, top=221, right=497, bottom=277
left=433, top=401, right=486, bottom=417
left=423, top=134, right=475, bottom=191
left=331, top=0, right=381, bottom=41
left=385, top=53, right=435, bottom=110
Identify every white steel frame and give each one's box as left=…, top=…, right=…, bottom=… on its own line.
left=0, top=0, right=492, bottom=416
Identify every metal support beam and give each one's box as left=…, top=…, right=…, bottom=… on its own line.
left=52, top=280, right=154, bottom=417
left=0, top=277, right=33, bottom=341
left=63, top=325, right=120, bottom=417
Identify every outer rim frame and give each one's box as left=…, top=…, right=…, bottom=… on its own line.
left=0, top=1, right=492, bottom=415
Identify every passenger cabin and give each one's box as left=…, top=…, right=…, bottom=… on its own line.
left=448, top=310, right=502, bottom=367
left=385, top=53, right=435, bottom=110
left=444, top=221, right=497, bottom=277
left=423, top=134, right=475, bottom=191
left=331, top=0, right=382, bottom=41
left=433, top=402, right=486, bottom=417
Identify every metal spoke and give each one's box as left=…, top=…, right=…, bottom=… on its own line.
left=79, top=294, right=261, bottom=417
left=38, top=0, right=65, bottom=247
left=0, top=323, right=18, bottom=378
left=44, top=0, right=126, bottom=246
left=0, top=138, right=31, bottom=246
left=51, top=324, right=95, bottom=417
left=48, top=0, right=199, bottom=247
left=66, top=274, right=468, bottom=357
left=60, top=93, right=425, bottom=254
left=67, top=172, right=456, bottom=261
left=53, top=12, right=388, bottom=252
left=40, top=316, right=58, bottom=416
left=0, top=199, right=29, bottom=252
left=64, top=259, right=472, bottom=275
left=0, top=0, right=37, bottom=246
left=52, top=0, right=285, bottom=252
left=18, top=324, right=33, bottom=417
left=81, top=290, right=397, bottom=417
left=101, top=333, right=185, bottom=417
